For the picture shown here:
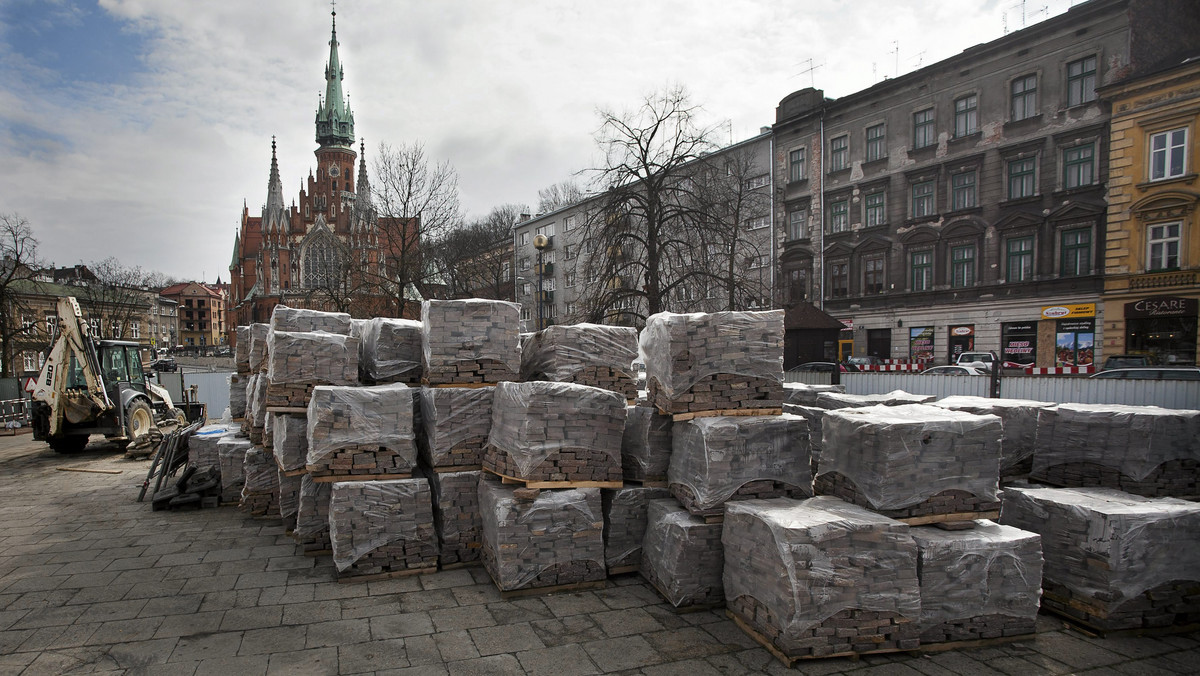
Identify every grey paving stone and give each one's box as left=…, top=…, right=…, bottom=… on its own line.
left=366, top=575, right=426, bottom=595
left=215, top=559, right=269, bottom=576
left=266, top=646, right=340, bottom=675
left=486, top=599, right=554, bottom=624
left=154, top=611, right=225, bottom=639
left=581, top=635, right=666, bottom=672
left=641, top=657, right=727, bottom=676
left=644, top=626, right=736, bottom=660
left=105, top=637, right=180, bottom=669
left=85, top=616, right=164, bottom=645
left=169, top=631, right=245, bottom=662
left=516, top=643, right=602, bottom=676
left=338, top=638, right=410, bottom=673
left=220, top=605, right=283, bottom=631
left=403, top=634, right=445, bottom=666
left=371, top=611, right=437, bottom=639
left=234, top=571, right=291, bottom=589
left=430, top=604, right=497, bottom=632
left=469, top=622, right=546, bottom=656
left=451, top=583, right=504, bottom=606
left=1033, top=632, right=1126, bottom=670
left=70, top=584, right=136, bottom=605
left=592, top=607, right=666, bottom=638
left=139, top=593, right=204, bottom=618
left=445, top=653, right=526, bottom=675
left=77, top=598, right=150, bottom=624
left=530, top=614, right=607, bottom=647
left=435, top=629, right=482, bottom=662
left=396, top=587, right=460, bottom=612
left=21, top=645, right=118, bottom=675
left=541, top=592, right=612, bottom=618
left=307, top=619, right=372, bottom=648
left=240, top=624, right=308, bottom=655
left=258, top=583, right=316, bottom=605
left=422, top=569, right=477, bottom=590
left=376, top=666, right=450, bottom=676
left=10, top=604, right=86, bottom=629
left=194, top=655, right=269, bottom=676
left=199, top=588, right=262, bottom=612
left=282, top=600, right=344, bottom=626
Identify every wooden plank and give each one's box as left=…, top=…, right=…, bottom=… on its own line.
left=266, top=406, right=308, bottom=414
left=311, top=472, right=413, bottom=483
left=336, top=565, right=436, bottom=584
left=57, top=467, right=122, bottom=475
left=283, top=468, right=309, bottom=478
left=896, top=511, right=1000, bottom=526
left=425, top=381, right=499, bottom=389
left=438, top=560, right=483, bottom=571
left=670, top=407, right=783, bottom=422
left=625, top=478, right=668, bottom=488
left=914, top=634, right=1035, bottom=653
left=481, top=467, right=622, bottom=490
left=607, top=564, right=638, bottom=576
left=303, top=549, right=332, bottom=558
left=432, top=464, right=484, bottom=474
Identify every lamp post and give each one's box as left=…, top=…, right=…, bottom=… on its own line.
left=533, top=234, right=548, bottom=331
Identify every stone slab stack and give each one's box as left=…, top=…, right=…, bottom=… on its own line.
left=249, top=323, right=270, bottom=374
left=235, top=325, right=251, bottom=373
left=816, top=404, right=1002, bottom=522
left=278, top=469, right=301, bottom=532
left=1030, top=404, right=1200, bottom=497
left=425, top=469, right=483, bottom=566
left=361, top=317, right=424, bottom=385
left=266, top=331, right=359, bottom=408
left=783, top=404, right=825, bottom=474
left=722, top=496, right=921, bottom=660
left=602, top=485, right=670, bottom=572
left=295, top=475, right=332, bottom=554
left=783, top=383, right=845, bottom=407
left=188, top=424, right=237, bottom=470
left=418, top=386, right=493, bottom=469
left=932, top=396, right=1054, bottom=481
left=270, top=306, right=352, bottom=334
left=910, top=521, right=1043, bottom=643
left=270, top=412, right=308, bottom=474
left=815, top=390, right=935, bottom=410
left=620, top=405, right=672, bottom=483
left=247, top=374, right=269, bottom=444
left=421, top=299, right=520, bottom=385
left=328, top=478, right=438, bottom=580
left=1001, top=486, right=1200, bottom=631
left=241, top=447, right=280, bottom=517
left=306, top=383, right=417, bottom=479
left=642, top=310, right=784, bottom=416
left=520, top=324, right=639, bottom=400
left=641, top=498, right=725, bottom=608
left=217, top=437, right=251, bottom=505
left=228, top=373, right=247, bottom=420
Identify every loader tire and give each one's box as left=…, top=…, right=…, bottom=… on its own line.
left=125, top=400, right=155, bottom=442
left=49, top=435, right=89, bottom=454
left=169, top=408, right=188, bottom=425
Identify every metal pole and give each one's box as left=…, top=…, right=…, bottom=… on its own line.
left=537, top=248, right=544, bottom=330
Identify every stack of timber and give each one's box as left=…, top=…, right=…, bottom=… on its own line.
left=217, top=437, right=251, bottom=505
left=602, top=485, right=670, bottom=573
left=932, top=396, right=1054, bottom=481
left=424, top=468, right=483, bottom=567
left=620, top=405, right=672, bottom=484
left=269, top=305, right=352, bottom=335
left=228, top=373, right=247, bottom=420
left=421, top=299, right=520, bottom=385
left=722, top=497, right=922, bottom=662
left=520, top=323, right=639, bottom=400
left=265, top=331, right=359, bottom=408
left=295, top=475, right=332, bottom=554
left=1001, top=486, right=1200, bottom=632
left=235, top=325, right=251, bottom=373
left=484, top=381, right=625, bottom=486
left=306, top=383, right=417, bottom=480
left=328, top=478, right=438, bottom=580
left=248, top=323, right=270, bottom=374
left=418, top=386, right=493, bottom=469
left=271, top=412, right=308, bottom=474
left=278, top=469, right=301, bottom=532
left=241, top=446, right=280, bottom=517
left=640, top=498, right=725, bottom=608
left=1030, top=404, right=1200, bottom=497
left=361, top=317, right=424, bottom=385
left=187, top=424, right=237, bottom=470
left=815, top=404, right=1002, bottom=524
left=910, top=521, right=1043, bottom=644
left=782, top=383, right=845, bottom=406
left=815, top=390, right=935, bottom=410
left=642, top=310, right=784, bottom=416
left=478, top=478, right=606, bottom=593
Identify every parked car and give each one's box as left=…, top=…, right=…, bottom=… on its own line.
left=921, top=365, right=988, bottom=376
left=1088, top=367, right=1200, bottom=380
left=1101, top=354, right=1156, bottom=370
left=845, top=355, right=883, bottom=368
left=955, top=351, right=997, bottom=372
left=789, top=361, right=857, bottom=373
left=151, top=357, right=178, bottom=373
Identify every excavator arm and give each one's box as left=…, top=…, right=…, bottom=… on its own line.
left=31, top=297, right=113, bottom=437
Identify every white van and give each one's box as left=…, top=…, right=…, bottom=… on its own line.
left=955, top=352, right=996, bottom=372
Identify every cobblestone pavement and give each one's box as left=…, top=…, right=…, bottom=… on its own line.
left=1, top=433, right=1198, bottom=675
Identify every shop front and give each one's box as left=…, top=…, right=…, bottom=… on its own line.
left=1124, top=296, right=1198, bottom=366
left=947, top=325, right=975, bottom=363
left=1038, top=303, right=1097, bottom=369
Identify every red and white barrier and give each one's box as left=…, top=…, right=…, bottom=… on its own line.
left=1023, top=365, right=1096, bottom=375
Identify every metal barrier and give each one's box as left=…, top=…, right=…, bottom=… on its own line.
left=0, top=398, right=29, bottom=430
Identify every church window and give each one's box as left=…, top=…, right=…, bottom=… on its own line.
left=302, top=231, right=344, bottom=289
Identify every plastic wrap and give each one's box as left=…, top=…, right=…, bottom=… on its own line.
left=816, top=390, right=935, bottom=410
left=242, top=447, right=279, bottom=494
left=235, top=325, right=251, bottom=372
left=519, top=323, right=638, bottom=382
left=295, top=474, right=331, bottom=539
left=360, top=317, right=423, bottom=383
left=188, top=424, right=237, bottom=469
left=328, top=478, right=437, bottom=573
left=350, top=318, right=367, bottom=339
left=620, top=405, right=672, bottom=481
left=641, top=498, right=724, bottom=607
left=269, top=305, right=352, bottom=335
left=478, top=479, right=606, bottom=590
left=783, top=382, right=845, bottom=406
left=228, top=373, right=247, bottom=419
left=249, top=323, right=270, bottom=373
left=421, top=299, right=521, bottom=381
left=1031, top=403, right=1200, bottom=482
left=217, top=437, right=251, bottom=503
left=932, top=396, right=1053, bottom=478
left=278, top=469, right=301, bottom=530
left=266, top=330, right=359, bottom=386
left=819, top=404, right=1001, bottom=511
left=722, top=496, right=921, bottom=640
left=306, top=383, right=416, bottom=467
left=668, top=414, right=812, bottom=511
left=250, top=374, right=268, bottom=428
left=418, top=386, right=493, bottom=468
left=271, top=412, right=308, bottom=473
left=640, top=310, right=783, bottom=399
left=427, top=469, right=482, bottom=565
left=602, top=486, right=670, bottom=569
left=485, top=381, right=625, bottom=481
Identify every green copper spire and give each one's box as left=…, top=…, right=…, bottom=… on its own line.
left=315, top=10, right=355, bottom=148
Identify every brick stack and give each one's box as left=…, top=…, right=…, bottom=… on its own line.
left=642, top=310, right=784, bottom=416
left=421, top=299, right=521, bottom=385
left=278, top=470, right=301, bottom=532
left=668, top=414, right=812, bottom=518
left=478, top=478, right=606, bottom=592
left=1030, top=404, right=1200, bottom=497
left=306, top=383, right=417, bottom=479
left=271, top=412, right=308, bottom=474
left=361, top=317, right=424, bottom=384
left=815, top=391, right=935, bottom=410
left=424, top=469, right=483, bottom=567
left=266, top=331, right=360, bottom=408
left=270, top=305, right=352, bottom=335
left=520, top=324, right=639, bottom=400
left=484, top=381, right=625, bottom=485
left=241, top=447, right=280, bottom=517
left=247, top=374, right=269, bottom=444
left=783, top=383, right=844, bottom=406
left=235, top=325, right=251, bottom=373
left=328, top=478, right=438, bottom=579
left=187, top=424, right=237, bottom=470
left=602, top=486, right=670, bottom=573
left=620, top=405, right=673, bottom=483
left=722, top=497, right=921, bottom=661
left=910, top=521, right=1043, bottom=643
left=418, top=387, right=493, bottom=469
left=294, top=475, right=332, bottom=554
left=932, top=396, right=1054, bottom=481
left=815, top=404, right=1002, bottom=523
left=249, top=323, right=270, bottom=373
left=228, top=373, right=247, bottom=420
left=217, top=437, right=251, bottom=505
left=1001, top=486, right=1200, bottom=631
left=783, top=404, right=825, bottom=474
left=641, top=498, right=725, bottom=608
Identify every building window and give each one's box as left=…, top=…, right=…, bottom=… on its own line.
left=1147, top=222, right=1181, bottom=270
left=1006, top=236, right=1034, bottom=282
left=1067, top=55, right=1097, bottom=107
left=1061, top=228, right=1092, bottom=277
left=23, top=352, right=35, bottom=373
left=913, top=108, right=936, bottom=149
left=910, top=250, right=933, bottom=291
left=829, top=136, right=849, bottom=171
left=749, top=255, right=768, bottom=269
left=745, top=215, right=770, bottom=230
left=866, top=124, right=886, bottom=161
left=1063, top=144, right=1095, bottom=188
left=744, top=174, right=771, bottom=190
left=787, top=208, right=808, bottom=240
left=1149, top=128, right=1187, bottom=181
left=521, top=282, right=531, bottom=296
left=46, top=315, right=58, bottom=336
left=863, top=256, right=885, bottom=294
left=829, top=261, right=849, bottom=298
left=1011, top=74, right=1037, bottom=121
left=951, top=171, right=977, bottom=210
left=301, top=231, right=344, bottom=289
left=864, top=192, right=886, bottom=227
left=954, top=94, right=977, bottom=137
left=520, top=307, right=531, bottom=322
left=911, top=180, right=935, bottom=218
left=518, top=232, right=529, bottom=246
left=502, top=261, right=511, bottom=279
left=520, top=257, right=531, bottom=271
left=951, top=244, right=976, bottom=287
left=829, top=199, right=849, bottom=233
left=20, top=316, right=33, bottom=333
left=132, top=323, right=140, bottom=339
left=563, top=215, right=576, bottom=231
left=788, top=148, right=806, bottom=182
left=535, top=223, right=555, bottom=238
left=1007, top=157, right=1037, bottom=199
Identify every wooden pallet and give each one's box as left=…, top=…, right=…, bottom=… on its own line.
left=896, top=511, right=999, bottom=526
left=265, top=406, right=308, bottom=414
left=439, top=560, right=483, bottom=571
left=483, top=467, right=623, bottom=490
left=607, top=564, right=639, bottom=576
left=424, top=381, right=499, bottom=389
left=666, top=407, right=782, bottom=422
left=914, top=633, right=1036, bottom=654
left=430, top=464, right=484, bottom=474
left=303, top=549, right=332, bottom=558
left=282, top=467, right=308, bottom=478
left=727, top=610, right=906, bottom=667
left=309, top=471, right=414, bottom=483
left=1040, top=592, right=1200, bottom=638
left=336, top=565, right=436, bottom=584
left=624, top=478, right=668, bottom=488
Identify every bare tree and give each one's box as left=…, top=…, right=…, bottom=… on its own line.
left=76, top=257, right=154, bottom=341
left=536, top=180, right=585, bottom=214
left=0, top=214, right=45, bottom=376
left=435, top=204, right=526, bottom=300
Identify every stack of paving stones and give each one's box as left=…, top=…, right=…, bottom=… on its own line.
left=641, top=498, right=725, bottom=608
left=520, top=323, right=639, bottom=400
left=217, top=437, right=251, bottom=505
left=815, top=390, right=935, bottom=410
left=932, top=396, right=1054, bottom=481
left=270, top=305, right=352, bottom=334
left=910, top=521, right=1043, bottom=643
left=815, top=404, right=1002, bottom=522
left=294, top=475, right=333, bottom=554
left=306, top=383, right=417, bottom=479
left=262, top=411, right=274, bottom=450
left=266, top=330, right=360, bottom=407
left=783, top=382, right=845, bottom=406
left=782, top=403, right=826, bottom=474
left=271, top=412, right=309, bottom=474
left=722, top=496, right=922, bottom=661
left=235, top=325, right=251, bottom=373
left=187, top=424, right=237, bottom=470
left=418, top=386, right=493, bottom=469
left=421, top=299, right=521, bottom=385
left=422, top=468, right=483, bottom=566
left=248, top=374, right=269, bottom=444
left=668, top=413, right=812, bottom=517
left=478, top=478, right=607, bottom=592
left=228, top=373, right=247, bottom=419
left=329, top=478, right=439, bottom=579
left=241, top=446, right=280, bottom=517
left=620, top=405, right=673, bottom=483
left=642, top=310, right=785, bottom=416
left=278, top=469, right=301, bottom=532
left=484, top=381, right=625, bottom=484
left=249, top=322, right=270, bottom=374
left=602, top=485, right=670, bottom=572
left=1030, top=403, right=1200, bottom=497
left=1001, top=486, right=1200, bottom=631
left=361, top=317, right=424, bottom=384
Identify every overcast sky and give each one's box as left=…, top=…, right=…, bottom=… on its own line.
left=0, top=0, right=1081, bottom=283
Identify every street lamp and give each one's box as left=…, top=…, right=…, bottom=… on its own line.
left=533, top=234, right=548, bottom=331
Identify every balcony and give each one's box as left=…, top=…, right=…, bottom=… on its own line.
left=538, top=290, right=554, bottom=303
left=1128, top=270, right=1197, bottom=290
left=535, top=262, right=554, bottom=276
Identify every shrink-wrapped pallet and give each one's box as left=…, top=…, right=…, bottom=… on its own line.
left=783, top=404, right=825, bottom=473
left=270, top=305, right=352, bottom=335
left=241, top=447, right=279, bottom=516
left=1030, top=404, right=1200, bottom=497
left=249, top=323, right=270, bottom=373
left=602, top=485, right=670, bottom=571
left=426, top=469, right=482, bottom=566
left=641, top=310, right=784, bottom=415
left=361, top=317, right=423, bottom=384
left=217, top=437, right=251, bottom=504
left=421, top=299, right=520, bottom=385
left=723, top=497, right=921, bottom=659
left=620, top=405, right=672, bottom=482
left=271, top=412, right=308, bottom=473
left=932, top=396, right=1053, bottom=481
left=228, top=373, right=247, bottom=419
left=520, top=324, right=638, bottom=399
left=815, top=390, right=935, bottom=410
left=188, top=424, right=237, bottom=470
left=248, top=374, right=268, bottom=443
left=295, top=475, right=332, bottom=554
left=1000, top=486, right=1200, bottom=631
left=782, top=382, right=844, bottom=406
left=641, top=498, right=724, bottom=607
left=668, top=414, right=812, bottom=516
left=329, top=478, right=438, bottom=578
left=479, top=479, right=606, bottom=591
left=816, top=404, right=1001, bottom=520
left=911, top=521, right=1042, bottom=643
left=266, top=331, right=359, bottom=407
left=485, top=381, right=625, bottom=484
left=235, top=325, right=251, bottom=373
left=278, top=469, right=301, bottom=532
left=418, top=386, right=493, bottom=469
left=306, top=383, right=417, bottom=478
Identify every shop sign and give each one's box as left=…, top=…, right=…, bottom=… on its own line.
left=951, top=326, right=974, bottom=336
left=840, top=318, right=854, bottom=330
left=1041, top=303, right=1095, bottom=319
left=1124, top=296, right=1198, bottom=319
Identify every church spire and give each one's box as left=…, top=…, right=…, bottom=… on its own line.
left=356, top=139, right=371, bottom=201
left=263, top=136, right=287, bottom=231
left=315, top=9, right=355, bottom=148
